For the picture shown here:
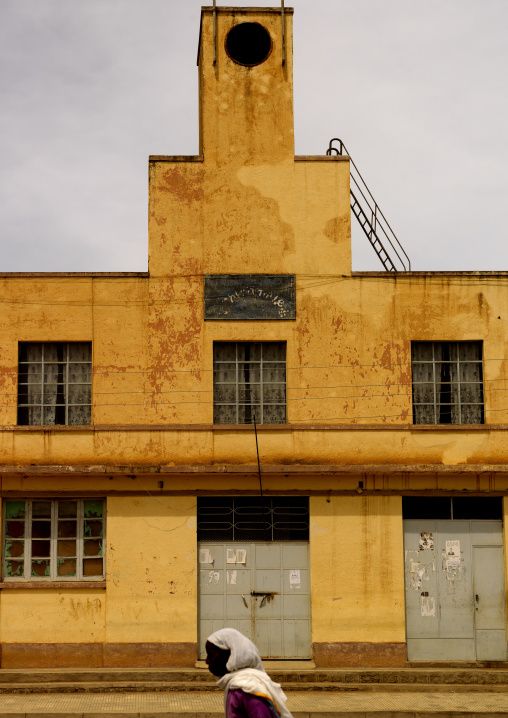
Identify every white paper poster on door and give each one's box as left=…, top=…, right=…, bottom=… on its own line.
left=419, top=532, right=434, bottom=550
left=289, top=569, right=300, bottom=589
left=420, top=595, right=436, bottom=617
left=200, top=548, right=213, bottom=564
left=445, top=540, right=460, bottom=559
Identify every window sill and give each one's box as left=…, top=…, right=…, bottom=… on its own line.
left=0, top=423, right=499, bottom=433
left=0, top=581, right=106, bottom=590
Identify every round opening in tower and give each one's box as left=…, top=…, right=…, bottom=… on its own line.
left=225, top=23, right=272, bottom=66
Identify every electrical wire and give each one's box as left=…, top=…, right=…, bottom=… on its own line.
left=1, top=358, right=505, bottom=377
left=3, top=270, right=508, bottom=307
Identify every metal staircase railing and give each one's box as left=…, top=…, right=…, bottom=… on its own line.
left=327, top=138, right=411, bottom=272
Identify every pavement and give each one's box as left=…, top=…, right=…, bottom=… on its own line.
left=1, top=689, right=508, bottom=717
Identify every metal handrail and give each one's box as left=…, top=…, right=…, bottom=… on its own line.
left=327, top=138, right=411, bottom=272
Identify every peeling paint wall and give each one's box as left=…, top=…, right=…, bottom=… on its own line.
left=105, top=497, right=197, bottom=643
left=3, top=424, right=508, bottom=468
left=0, top=496, right=196, bottom=647
left=0, top=591, right=105, bottom=644
left=4, top=273, right=508, bottom=438
left=310, top=496, right=405, bottom=643
left=198, top=10, right=295, bottom=166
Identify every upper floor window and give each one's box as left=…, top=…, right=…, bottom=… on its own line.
left=3, top=499, right=104, bottom=581
left=411, top=341, right=483, bottom=425
left=17, top=342, right=92, bottom=425
left=213, top=342, right=286, bottom=424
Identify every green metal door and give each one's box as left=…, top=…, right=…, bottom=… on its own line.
left=473, top=522, right=507, bottom=660
left=404, top=519, right=507, bottom=660
left=198, top=542, right=311, bottom=659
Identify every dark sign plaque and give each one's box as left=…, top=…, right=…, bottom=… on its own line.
left=204, top=274, right=296, bottom=320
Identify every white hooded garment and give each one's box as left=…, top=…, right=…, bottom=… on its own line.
left=207, top=628, right=293, bottom=718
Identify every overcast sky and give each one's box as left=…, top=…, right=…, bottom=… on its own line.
left=1, top=0, right=507, bottom=273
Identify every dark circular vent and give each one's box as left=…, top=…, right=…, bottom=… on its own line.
left=225, top=23, right=272, bottom=67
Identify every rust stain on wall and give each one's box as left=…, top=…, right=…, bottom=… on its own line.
left=158, top=167, right=204, bottom=206
left=323, top=215, right=349, bottom=245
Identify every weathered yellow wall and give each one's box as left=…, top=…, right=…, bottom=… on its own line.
left=2, top=494, right=506, bottom=654
left=149, top=8, right=351, bottom=280
left=0, top=495, right=105, bottom=644
left=105, top=497, right=196, bottom=643
left=92, top=279, right=149, bottom=425
left=0, top=589, right=105, bottom=643
left=2, top=471, right=508, bottom=497
left=2, top=273, right=508, bottom=428
left=0, top=497, right=197, bottom=646
left=3, top=424, right=508, bottom=469
left=198, top=9, right=295, bottom=165
left=148, top=158, right=351, bottom=279
left=310, top=496, right=405, bottom=642
left=0, top=277, right=93, bottom=427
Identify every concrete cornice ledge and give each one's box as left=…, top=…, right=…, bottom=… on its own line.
left=1, top=464, right=508, bottom=476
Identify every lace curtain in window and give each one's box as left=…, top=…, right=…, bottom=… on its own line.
left=412, top=341, right=483, bottom=425
left=213, top=342, right=286, bottom=424
left=18, top=343, right=92, bottom=425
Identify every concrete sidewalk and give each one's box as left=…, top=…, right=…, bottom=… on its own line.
left=0, top=690, right=508, bottom=717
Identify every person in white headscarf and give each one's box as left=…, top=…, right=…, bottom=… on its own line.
left=206, top=627, right=293, bottom=718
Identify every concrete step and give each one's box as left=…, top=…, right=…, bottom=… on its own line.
left=3, top=667, right=508, bottom=696
left=3, top=667, right=508, bottom=685
left=0, top=681, right=220, bottom=694
left=0, top=668, right=215, bottom=685
left=3, top=680, right=508, bottom=695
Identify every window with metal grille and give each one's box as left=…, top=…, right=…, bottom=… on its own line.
left=411, top=341, right=483, bottom=424
left=197, top=497, right=309, bottom=541
left=213, top=342, right=286, bottom=424
left=17, top=342, right=92, bottom=425
left=403, top=497, right=501, bottom=521
left=3, top=499, right=105, bottom=581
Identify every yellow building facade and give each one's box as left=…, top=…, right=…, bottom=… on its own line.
left=1, top=6, right=508, bottom=667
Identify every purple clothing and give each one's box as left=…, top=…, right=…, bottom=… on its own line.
left=226, top=688, right=279, bottom=718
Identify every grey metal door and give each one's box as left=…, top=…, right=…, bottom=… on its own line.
left=404, top=520, right=507, bottom=660
left=198, top=542, right=310, bottom=659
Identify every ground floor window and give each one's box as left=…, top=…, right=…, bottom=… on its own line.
left=197, top=496, right=309, bottom=541
left=3, top=499, right=104, bottom=580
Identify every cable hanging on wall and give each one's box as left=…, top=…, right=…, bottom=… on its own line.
left=253, top=415, right=268, bottom=541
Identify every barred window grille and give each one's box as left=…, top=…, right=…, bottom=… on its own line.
left=17, top=342, right=92, bottom=426
left=213, top=342, right=286, bottom=424
left=197, top=497, right=309, bottom=542
left=411, top=341, right=483, bottom=425
left=3, top=499, right=104, bottom=581
left=403, top=496, right=501, bottom=521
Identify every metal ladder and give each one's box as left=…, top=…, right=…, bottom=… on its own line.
left=327, top=138, right=411, bottom=272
